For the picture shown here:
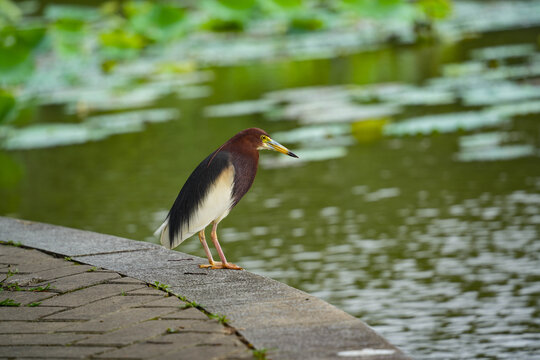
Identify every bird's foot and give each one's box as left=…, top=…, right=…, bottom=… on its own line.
left=199, top=262, right=243, bottom=270
left=199, top=262, right=221, bottom=269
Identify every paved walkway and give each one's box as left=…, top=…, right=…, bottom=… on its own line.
left=0, top=243, right=252, bottom=359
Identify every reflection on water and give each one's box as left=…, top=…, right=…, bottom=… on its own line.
left=2, top=26, right=540, bottom=360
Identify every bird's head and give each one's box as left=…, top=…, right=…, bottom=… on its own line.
left=228, top=128, right=298, bottom=158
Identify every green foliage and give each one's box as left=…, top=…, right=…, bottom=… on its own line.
left=6, top=267, right=18, bottom=278
left=208, top=312, right=229, bottom=324
left=2, top=282, right=52, bottom=292
left=125, top=1, right=186, bottom=42
left=0, top=298, right=20, bottom=306
left=182, top=300, right=201, bottom=309
left=0, top=0, right=21, bottom=27
left=151, top=281, right=170, bottom=291
left=417, top=0, right=452, bottom=20
left=252, top=348, right=269, bottom=360
left=27, top=283, right=51, bottom=292
left=0, top=240, right=22, bottom=247
left=27, top=301, right=41, bottom=307
left=0, top=25, right=46, bottom=85
left=0, top=89, right=15, bottom=123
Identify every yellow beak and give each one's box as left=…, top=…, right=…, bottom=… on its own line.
left=265, top=137, right=298, bottom=158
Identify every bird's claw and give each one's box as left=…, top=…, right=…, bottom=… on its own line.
left=199, top=262, right=243, bottom=270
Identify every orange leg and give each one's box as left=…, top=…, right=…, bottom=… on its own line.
left=198, top=230, right=222, bottom=269
left=208, top=221, right=242, bottom=270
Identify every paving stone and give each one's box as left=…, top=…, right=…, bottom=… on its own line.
left=0, top=321, right=78, bottom=334
left=39, top=283, right=146, bottom=307
left=160, top=343, right=249, bottom=360
left=76, top=319, right=226, bottom=346
left=57, top=307, right=179, bottom=333
left=0, top=306, right=67, bottom=321
left=108, top=277, right=146, bottom=285
left=0, top=345, right=114, bottom=358
left=0, top=260, right=72, bottom=275
left=44, top=295, right=159, bottom=320
left=138, top=295, right=184, bottom=307
left=160, top=307, right=211, bottom=321
left=0, top=333, right=88, bottom=345
left=7, top=264, right=95, bottom=287
left=95, top=332, right=243, bottom=359
left=36, top=271, right=121, bottom=293
left=0, top=290, right=56, bottom=306
left=125, top=287, right=164, bottom=296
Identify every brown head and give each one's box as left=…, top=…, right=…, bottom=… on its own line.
left=223, top=128, right=298, bottom=158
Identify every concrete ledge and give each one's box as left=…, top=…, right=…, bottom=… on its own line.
left=0, top=217, right=410, bottom=360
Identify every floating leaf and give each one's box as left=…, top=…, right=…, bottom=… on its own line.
left=487, top=100, right=540, bottom=118
left=383, top=111, right=508, bottom=136
left=471, top=44, right=536, bottom=62
left=44, top=4, right=100, bottom=22
left=204, top=99, right=275, bottom=117
left=0, top=108, right=179, bottom=150
left=456, top=144, right=537, bottom=162
left=461, top=82, right=540, bottom=107
left=301, top=103, right=399, bottom=124
left=272, top=124, right=350, bottom=144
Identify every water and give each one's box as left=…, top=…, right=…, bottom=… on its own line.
left=2, top=25, right=540, bottom=360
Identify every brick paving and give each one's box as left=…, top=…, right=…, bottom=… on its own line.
left=0, top=244, right=253, bottom=360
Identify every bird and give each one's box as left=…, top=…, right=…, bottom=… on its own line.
left=155, top=128, right=298, bottom=270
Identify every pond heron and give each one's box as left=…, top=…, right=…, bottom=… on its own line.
left=156, top=128, right=298, bottom=270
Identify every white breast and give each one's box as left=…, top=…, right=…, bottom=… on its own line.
left=158, top=165, right=235, bottom=249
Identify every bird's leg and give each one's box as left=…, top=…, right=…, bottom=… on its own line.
left=198, top=230, right=222, bottom=269
left=209, top=221, right=242, bottom=270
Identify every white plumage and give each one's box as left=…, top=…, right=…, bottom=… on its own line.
left=156, top=165, right=235, bottom=249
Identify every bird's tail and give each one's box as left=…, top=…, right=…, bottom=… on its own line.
left=154, top=220, right=171, bottom=249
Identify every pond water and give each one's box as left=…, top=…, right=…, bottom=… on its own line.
left=2, top=25, right=540, bottom=360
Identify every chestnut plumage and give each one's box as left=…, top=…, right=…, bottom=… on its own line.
left=155, top=128, right=298, bottom=270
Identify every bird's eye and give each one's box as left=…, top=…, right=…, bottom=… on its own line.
left=260, top=135, right=268, bottom=142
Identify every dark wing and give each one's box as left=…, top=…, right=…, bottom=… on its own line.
left=166, top=150, right=232, bottom=248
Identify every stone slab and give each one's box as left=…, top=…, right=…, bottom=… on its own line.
left=39, top=283, right=146, bottom=307
left=0, top=306, right=68, bottom=321
left=0, top=333, right=88, bottom=345
left=43, top=295, right=160, bottom=320
left=0, top=217, right=157, bottom=256
left=57, top=307, right=179, bottom=333
left=0, top=346, right=114, bottom=358
left=75, top=319, right=225, bottom=346
left=95, top=332, right=245, bottom=359
left=36, top=271, right=121, bottom=294
left=0, top=321, right=74, bottom=334
left=0, top=290, right=56, bottom=306
left=6, top=264, right=96, bottom=287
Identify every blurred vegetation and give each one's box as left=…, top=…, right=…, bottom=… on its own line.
left=0, top=0, right=452, bottom=124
